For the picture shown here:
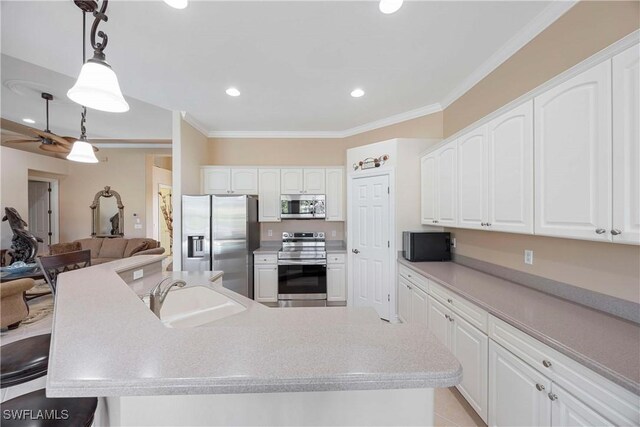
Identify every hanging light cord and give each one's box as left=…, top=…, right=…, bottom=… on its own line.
left=81, top=10, right=88, bottom=140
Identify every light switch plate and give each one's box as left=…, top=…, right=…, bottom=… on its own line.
left=134, top=224, right=143, bottom=229
left=451, top=238, right=457, bottom=248
left=133, top=269, right=144, bottom=280
left=524, top=250, right=534, bottom=265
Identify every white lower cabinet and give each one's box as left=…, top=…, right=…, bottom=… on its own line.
left=427, top=295, right=451, bottom=347
left=327, top=257, right=346, bottom=302
left=550, top=383, right=613, bottom=427
left=398, top=276, right=412, bottom=323
left=452, top=313, right=489, bottom=422
left=254, top=263, right=278, bottom=303
left=397, top=274, right=428, bottom=327
left=489, top=340, right=552, bottom=427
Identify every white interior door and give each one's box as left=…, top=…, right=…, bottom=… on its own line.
left=351, top=174, right=390, bottom=320
left=28, top=180, right=50, bottom=253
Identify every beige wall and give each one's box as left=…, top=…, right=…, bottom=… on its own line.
left=0, top=147, right=69, bottom=248
left=180, top=120, right=208, bottom=194
left=443, top=1, right=640, bottom=137
left=450, top=229, right=640, bottom=303
left=60, top=147, right=171, bottom=242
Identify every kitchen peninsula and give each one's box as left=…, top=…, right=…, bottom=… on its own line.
left=46, top=256, right=461, bottom=426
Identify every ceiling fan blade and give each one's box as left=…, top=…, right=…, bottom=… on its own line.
left=33, top=129, right=74, bottom=147
left=38, top=143, right=71, bottom=154
left=4, top=138, right=40, bottom=144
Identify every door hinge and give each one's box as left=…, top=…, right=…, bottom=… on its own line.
left=388, top=294, right=390, bottom=302
left=387, top=186, right=390, bottom=194
left=47, top=187, right=52, bottom=193
left=387, top=241, right=390, bottom=248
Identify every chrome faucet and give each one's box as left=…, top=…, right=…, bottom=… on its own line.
left=149, top=277, right=187, bottom=318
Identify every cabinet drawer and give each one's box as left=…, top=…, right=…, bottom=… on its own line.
left=398, top=264, right=429, bottom=293
left=327, top=253, right=346, bottom=264
left=254, top=254, right=278, bottom=265
left=489, top=315, right=639, bottom=426
left=430, top=280, right=488, bottom=333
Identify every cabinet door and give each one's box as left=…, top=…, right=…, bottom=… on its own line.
left=231, top=168, right=258, bottom=195
left=436, top=143, right=457, bottom=226
left=534, top=60, right=612, bottom=242
left=421, top=154, right=437, bottom=224
left=612, top=44, right=640, bottom=245
left=202, top=168, right=231, bottom=194
left=488, top=100, right=534, bottom=234
left=451, top=314, right=489, bottom=423
left=325, top=168, right=344, bottom=221
left=327, top=263, right=346, bottom=301
left=550, top=384, right=612, bottom=426
left=397, top=276, right=412, bottom=323
left=489, top=341, right=552, bottom=427
left=427, top=295, right=451, bottom=349
left=410, top=285, right=428, bottom=328
left=258, top=169, right=281, bottom=222
left=254, top=264, right=278, bottom=303
left=281, top=169, right=304, bottom=194
left=303, top=169, right=325, bottom=194
left=458, top=126, right=488, bottom=229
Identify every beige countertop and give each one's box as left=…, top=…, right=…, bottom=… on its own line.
left=47, top=256, right=461, bottom=397
left=398, top=257, right=640, bottom=395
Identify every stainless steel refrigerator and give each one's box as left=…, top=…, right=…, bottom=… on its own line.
left=182, top=195, right=260, bottom=298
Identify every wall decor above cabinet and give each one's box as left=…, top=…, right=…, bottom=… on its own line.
left=420, top=36, right=639, bottom=245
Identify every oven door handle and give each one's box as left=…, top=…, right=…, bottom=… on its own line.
left=278, top=260, right=327, bottom=266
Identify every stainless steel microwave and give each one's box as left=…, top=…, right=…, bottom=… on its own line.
left=281, top=195, right=325, bottom=219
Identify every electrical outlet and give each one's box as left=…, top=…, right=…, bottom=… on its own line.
left=451, top=238, right=456, bottom=249
left=267, top=229, right=273, bottom=237
left=133, top=269, right=144, bottom=280
left=134, top=224, right=142, bottom=229
left=331, top=230, right=337, bottom=237
left=524, top=250, right=534, bottom=265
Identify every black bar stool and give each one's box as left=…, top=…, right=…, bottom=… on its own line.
left=1, top=334, right=97, bottom=427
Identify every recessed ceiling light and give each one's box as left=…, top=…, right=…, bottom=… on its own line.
left=22, top=118, right=35, bottom=124
left=350, top=89, right=365, bottom=98
left=163, top=0, right=188, bottom=9
left=379, top=0, right=403, bottom=14
left=226, top=87, right=241, bottom=97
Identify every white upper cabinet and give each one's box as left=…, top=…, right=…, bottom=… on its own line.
left=231, top=168, right=258, bottom=195
left=325, top=168, right=344, bottom=221
left=202, top=167, right=258, bottom=195
left=421, top=154, right=437, bottom=224
left=487, top=100, right=534, bottom=234
left=534, top=60, right=612, bottom=242
left=258, top=169, right=281, bottom=222
left=304, top=169, right=326, bottom=194
left=281, top=169, right=304, bottom=194
left=202, top=168, right=231, bottom=194
left=457, top=126, right=488, bottom=229
left=436, top=143, right=458, bottom=226
left=612, top=44, right=640, bottom=245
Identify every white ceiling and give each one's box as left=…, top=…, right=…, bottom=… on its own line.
left=1, top=1, right=571, bottom=139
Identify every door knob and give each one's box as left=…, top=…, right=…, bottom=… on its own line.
left=352, top=249, right=360, bottom=254
left=611, top=229, right=622, bottom=235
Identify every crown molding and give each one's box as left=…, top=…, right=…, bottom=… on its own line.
left=207, top=103, right=442, bottom=139
left=439, top=0, right=578, bottom=109
left=181, top=111, right=209, bottom=137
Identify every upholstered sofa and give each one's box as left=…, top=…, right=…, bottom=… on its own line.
left=0, top=278, right=35, bottom=329
left=50, top=238, right=165, bottom=265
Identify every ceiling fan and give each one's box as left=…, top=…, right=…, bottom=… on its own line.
left=7, top=92, right=75, bottom=153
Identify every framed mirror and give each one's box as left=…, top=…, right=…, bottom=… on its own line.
left=91, top=186, right=124, bottom=237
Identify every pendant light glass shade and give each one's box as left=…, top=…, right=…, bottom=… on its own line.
left=379, top=0, right=403, bottom=14
left=164, top=0, right=188, bottom=9
left=67, top=58, right=130, bottom=113
left=67, top=138, right=99, bottom=163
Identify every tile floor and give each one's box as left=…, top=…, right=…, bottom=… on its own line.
left=435, top=387, right=487, bottom=426
left=2, top=296, right=487, bottom=426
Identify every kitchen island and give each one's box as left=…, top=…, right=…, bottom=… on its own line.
left=47, top=256, right=460, bottom=426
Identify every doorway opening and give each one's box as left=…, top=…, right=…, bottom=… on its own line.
left=27, top=177, right=59, bottom=254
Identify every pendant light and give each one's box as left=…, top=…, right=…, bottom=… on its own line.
left=67, top=108, right=99, bottom=163
left=68, top=5, right=99, bottom=164
left=67, top=0, right=129, bottom=113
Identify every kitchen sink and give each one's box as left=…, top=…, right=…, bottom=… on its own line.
left=144, top=286, right=246, bottom=328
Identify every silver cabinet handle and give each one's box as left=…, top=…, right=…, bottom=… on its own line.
left=481, top=222, right=486, bottom=226
left=448, top=316, right=454, bottom=322
left=611, top=229, right=622, bottom=235
left=486, top=223, right=491, bottom=227
left=595, top=228, right=606, bottom=234
left=542, top=360, right=552, bottom=368
left=535, top=384, right=545, bottom=391
left=352, top=249, right=360, bottom=254
left=407, top=285, right=412, bottom=290
left=548, top=393, right=557, bottom=401
left=444, top=314, right=450, bottom=320
left=447, top=298, right=453, bottom=304
left=434, top=220, right=439, bottom=223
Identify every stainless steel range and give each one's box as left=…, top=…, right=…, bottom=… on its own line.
left=277, top=232, right=327, bottom=306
